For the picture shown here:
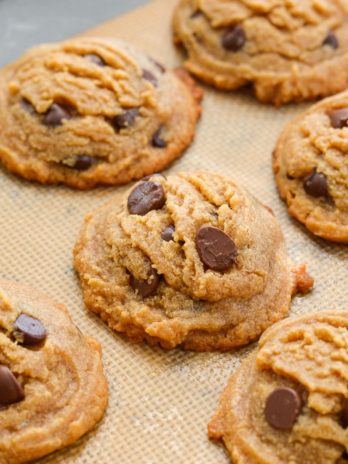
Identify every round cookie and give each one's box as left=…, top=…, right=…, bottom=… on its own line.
left=0, top=280, right=108, bottom=463
left=173, top=0, right=348, bottom=105
left=74, top=171, right=313, bottom=351
left=273, top=90, right=348, bottom=243
left=0, top=37, right=202, bottom=189
left=208, top=310, right=348, bottom=464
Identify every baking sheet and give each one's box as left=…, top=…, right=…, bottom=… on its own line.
left=0, top=0, right=347, bottom=462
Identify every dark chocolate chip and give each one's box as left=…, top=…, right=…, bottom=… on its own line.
left=303, top=169, right=329, bottom=198
left=323, top=31, right=339, bottom=49
left=195, top=225, right=237, bottom=271
left=222, top=25, right=246, bottom=52
left=43, top=103, right=72, bottom=127
left=112, top=108, right=139, bottom=130
left=130, top=267, right=160, bottom=297
left=142, top=69, right=158, bottom=87
left=128, top=181, right=166, bottom=215
left=342, top=398, right=348, bottom=428
left=329, top=108, right=348, bottom=128
left=21, top=99, right=36, bottom=115
left=14, top=314, right=47, bottom=346
left=161, top=225, right=175, bottom=242
left=0, top=365, right=24, bottom=406
left=71, top=155, right=94, bottom=171
left=85, top=53, right=106, bottom=66
left=265, top=387, right=302, bottom=430
left=152, top=127, right=167, bottom=148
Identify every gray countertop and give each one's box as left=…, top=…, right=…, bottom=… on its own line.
left=0, top=0, right=150, bottom=66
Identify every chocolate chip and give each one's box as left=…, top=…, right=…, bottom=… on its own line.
left=112, top=108, right=139, bottom=130
left=21, top=99, right=36, bottom=115
left=150, top=58, right=166, bottom=73
left=142, top=173, right=166, bottom=182
left=303, top=169, right=329, bottom=198
left=43, top=103, right=72, bottom=127
left=265, top=387, right=302, bottom=430
left=195, top=225, right=237, bottom=271
left=342, top=398, right=348, bottom=428
left=191, top=10, right=202, bottom=19
left=162, top=225, right=175, bottom=242
left=142, top=69, right=158, bottom=87
left=85, top=53, right=106, bottom=66
left=14, top=314, right=47, bottom=346
left=71, top=155, right=94, bottom=171
left=128, top=181, right=166, bottom=215
left=222, top=25, right=246, bottom=52
left=329, top=108, right=348, bottom=128
left=152, top=127, right=167, bottom=148
left=130, top=267, right=160, bottom=297
left=0, top=365, right=24, bottom=406
left=323, top=32, right=339, bottom=49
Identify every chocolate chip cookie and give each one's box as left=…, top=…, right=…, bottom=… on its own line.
left=208, top=310, right=348, bottom=464
left=173, top=0, right=348, bottom=105
left=74, top=171, right=313, bottom=351
left=0, top=37, right=202, bottom=189
left=0, top=279, right=108, bottom=463
left=274, top=90, right=348, bottom=243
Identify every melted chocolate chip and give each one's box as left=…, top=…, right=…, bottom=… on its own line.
left=85, top=53, right=106, bottom=66
left=323, top=31, right=339, bottom=49
left=0, top=365, right=24, bottom=406
left=222, top=25, right=246, bottom=52
left=128, top=181, right=166, bottom=215
left=71, top=155, right=94, bottom=171
left=112, top=108, right=139, bottom=130
left=14, top=314, right=47, bottom=346
left=21, top=99, right=36, bottom=115
left=161, top=225, right=175, bottom=242
left=152, top=127, right=167, bottom=148
left=265, top=387, right=302, bottom=430
left=43, top=103, right=72, bottom=127
left=130, top=267, right=160, bottom=297
left=329, top=108, right=348, bottom=128
left=142, top=69, right=158, bottom=87
left=342, top=398, right=348, bottom=428
left=303, top=169, right=329, bottom=198
left=195, top=225, right=237, bottom=271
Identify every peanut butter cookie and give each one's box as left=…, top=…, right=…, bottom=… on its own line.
left=274, top=89, right=348, bottom=243
left=0, top=279, right=108, bottom=463
left=173, top=0, right=348, bottom=105
left=0, top=37, right=202, bottom=189
left=74, top=171, right=313, bottom=351
left=209, top=310, right=348, bottom=464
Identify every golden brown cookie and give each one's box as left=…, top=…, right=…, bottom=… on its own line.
left=0, top=37, right=202, bottom=189
left=0, top=279, right=108, bottom=463
left=173, top=0, right=348, bottom=105
left=273, top=90, right=348, bottom=243
left=208, top=310, right=348, bottom=464
left=74, top=171, right=313, bottom=351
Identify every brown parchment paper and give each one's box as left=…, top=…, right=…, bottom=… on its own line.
left=0, top=0, right=347, bottom=462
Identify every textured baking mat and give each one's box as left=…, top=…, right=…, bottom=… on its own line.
left=0, top=0, right=347, bottom=462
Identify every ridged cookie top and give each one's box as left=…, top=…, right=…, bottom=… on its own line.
left=173, top=0, right=348, bottom=104
left=0, top=280, right=108, bottom=464
left=0, top=37, right=202, bottom=188
left=117, top=171, right=284, bottom=302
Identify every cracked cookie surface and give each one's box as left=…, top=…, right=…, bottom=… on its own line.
left=0, top=280, right=108, bottom=464
left=0, top=37, right=202, bottom=189
left=209, top=310, right=348, bottom=464
left=74, top=171, right=312, bottom=351
left=274, top=89, right=348, bottom=243
left=173, top=0, right=348, bottom=105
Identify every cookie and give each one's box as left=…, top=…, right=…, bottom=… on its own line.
left=74, top=171, right=313, bottom=351
left=273, top=90, right=348, bottom=243
left=0, top=37, right=202, bottom=189
left=208, top=310, right=348, bottom=464
left=173, top=0, right=348, bottom=105
left=0, top=279, right=108, bottom=463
